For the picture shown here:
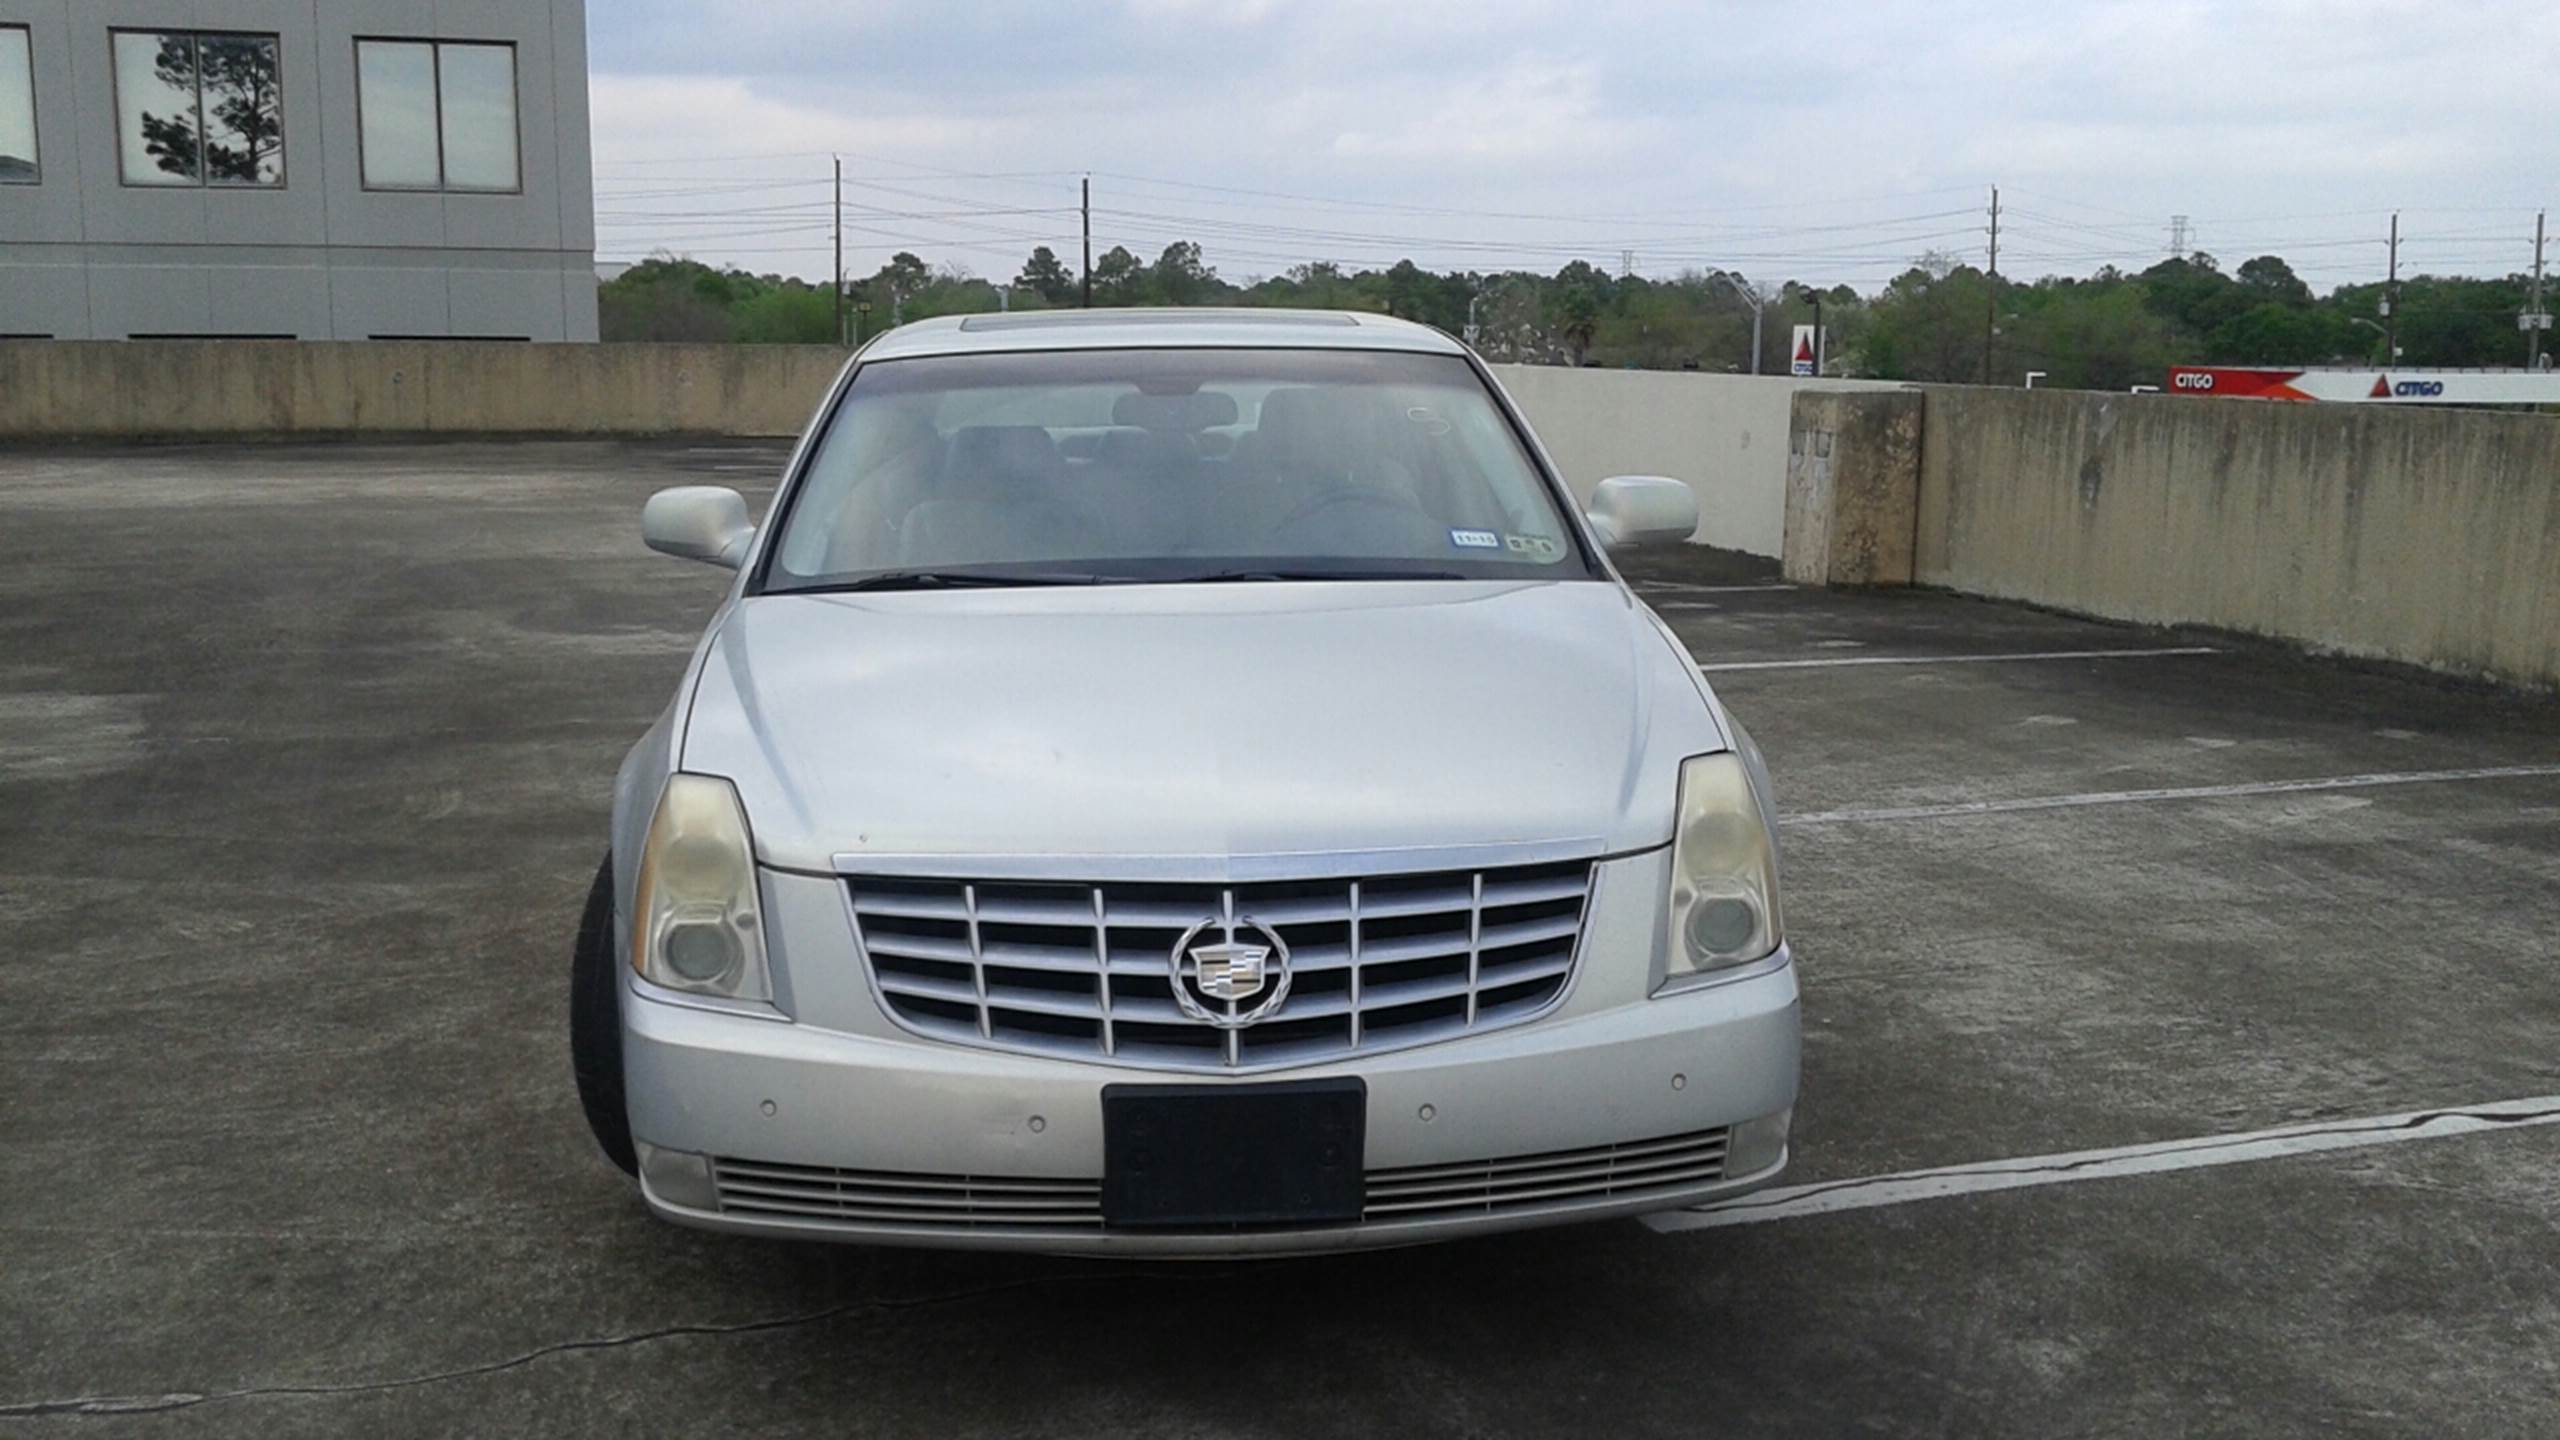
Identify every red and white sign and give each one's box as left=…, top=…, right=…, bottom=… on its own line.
left=2164, top=366, right=2560, bottom=404
left=1790, top=325, right=1816, bottom=377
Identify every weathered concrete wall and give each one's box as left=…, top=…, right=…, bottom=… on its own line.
left=0, top=341, right=852, bottom=439
left=1913, top=388, right=2560, bottom=689
left=1783, top=390, right=1924, bottom=586
left=1492, top=365, right=1899, bottom=554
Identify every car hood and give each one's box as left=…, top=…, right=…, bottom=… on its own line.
left=680, top=580, right=1723, bottom=873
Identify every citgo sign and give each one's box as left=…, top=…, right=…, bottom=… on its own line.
left=2163, top=367, right=2559, bottom=405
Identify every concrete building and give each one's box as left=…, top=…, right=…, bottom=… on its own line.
left=0, top=1, right=597, bottom=340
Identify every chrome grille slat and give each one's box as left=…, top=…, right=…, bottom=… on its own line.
left=875, top=973, right=978, bottom=1006
left=982, top=988, right=1109, bottom=1022
left=717, top=1180, right=1103, bottom=1211
left=720, top=1196, right=1107, bottom=1227
left=1476, top=873, right=1592, bottom=909
left=849, top=860, right=1590, bottom=1072
left=858, top=930, right=976, bottom=965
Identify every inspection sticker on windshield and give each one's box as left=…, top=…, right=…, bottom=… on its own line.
left=1449, top=528, right=1501, bottom=550
left=1505, top=534, right=1563, bottom=559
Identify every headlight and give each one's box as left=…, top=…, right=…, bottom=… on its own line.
left=630, top=773, right=773, bottom=1003
left=1665, top=752, right=1783, bottom=980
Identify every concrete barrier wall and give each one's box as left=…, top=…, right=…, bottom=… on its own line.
left=0, top=340, right=1889, bottom=557
left=1782, top=390, right=1924, bottom=587
left=0, top=341, right=852, bottom=440
left=1491, top=365, right=1897, bottom=554
left=1912, top=388, right=2560, bottom=690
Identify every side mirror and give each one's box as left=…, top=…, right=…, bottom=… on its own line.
left=642, top=486, right=756, bottom=570
left=1586, top=475, right=1699, bottom=550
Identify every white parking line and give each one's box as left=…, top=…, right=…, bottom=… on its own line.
left=1646, top=583, right=1798, bottom=594
left=1644, top=1095, right=2560, bottom=1232
left=1697, top=645, right=2219, bottom=672
left=1784, top=764, right=2560, bottom=827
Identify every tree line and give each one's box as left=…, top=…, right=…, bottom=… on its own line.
left=599, top=240, right=2549, bottom=383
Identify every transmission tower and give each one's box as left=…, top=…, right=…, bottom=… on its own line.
left=2168, top=215, right=2191, bottom=260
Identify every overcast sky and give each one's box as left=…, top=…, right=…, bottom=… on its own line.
left=586, top=0, right=2555, bottom=292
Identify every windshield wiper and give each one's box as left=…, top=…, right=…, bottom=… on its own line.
left=787, top=570, right=1113, bottom=594
left=1156, top=568, right=1470, bottom=584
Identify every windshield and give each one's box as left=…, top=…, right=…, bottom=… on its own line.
left=758, top=347, right=1597, bottom=591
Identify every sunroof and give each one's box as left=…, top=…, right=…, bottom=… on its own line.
left=956, top=311, right=1362, bottom=332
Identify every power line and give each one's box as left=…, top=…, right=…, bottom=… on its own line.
left=1087, top=171, right=1993, bottom=226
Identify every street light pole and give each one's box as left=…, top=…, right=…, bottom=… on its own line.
left=2348, top=315, right=2388, bottom=363
left=1711, top=271, right=1764, bottom=375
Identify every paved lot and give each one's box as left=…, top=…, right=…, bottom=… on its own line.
left=3, top=441, right=2557, bottom=1438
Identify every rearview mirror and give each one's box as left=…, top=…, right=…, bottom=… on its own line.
left=642, top=486, right=756, bottom=570
left=1586, top=475, right=1699, bottom=550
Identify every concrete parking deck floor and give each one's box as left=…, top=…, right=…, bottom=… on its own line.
left=4, top=441, right=2557, bottom=1438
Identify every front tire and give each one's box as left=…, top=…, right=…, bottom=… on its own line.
left=570, top=854, right=638, bottom=1175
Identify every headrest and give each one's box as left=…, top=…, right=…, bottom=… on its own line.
left=1111, top=391, right=1240, bottom=430
left=1254, top=386, right=1344, bottom=433
left=945, top=425, right=1059, bottom=481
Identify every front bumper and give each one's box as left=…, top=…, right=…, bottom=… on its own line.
left=620, top=860, right=1800, bottom=1256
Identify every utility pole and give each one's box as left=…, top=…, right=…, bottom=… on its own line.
left=1809, top=290, right=1824, bottom=376
left=1080, top=176, right=1093, bottom=308
left=1982, top=185, right=2000, bottom=385
left=2527, top=210, right=2549, bottom=371
left=831, top=156, right=845, bottom=347
left=2383, top=212, right=2400, bottom=363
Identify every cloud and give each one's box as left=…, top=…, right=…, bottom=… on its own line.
left=1329, top=58, right=1638, bottom=167
left=590, top=75, right=1000, bottom=165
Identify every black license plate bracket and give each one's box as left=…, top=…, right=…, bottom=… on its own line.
left=1101, top=1078, right=1366, bottom=1229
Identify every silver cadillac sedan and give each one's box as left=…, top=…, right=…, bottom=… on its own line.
left=570, top=308, right=1800, bottom=1254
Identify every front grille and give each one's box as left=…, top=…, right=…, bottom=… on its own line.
left=708, top=1129, right=1729, bottom=1232
left=848, top=861, right=1592, bottom=1071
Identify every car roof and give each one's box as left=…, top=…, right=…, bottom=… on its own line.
left=855, top=307, right=1469, bottom=362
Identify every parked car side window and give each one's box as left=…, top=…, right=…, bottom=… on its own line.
left=111, top=30, right=284, bottom=187
left=356, top=39, right=520, bottom=193
left=0, top=26, right=35, bottom=184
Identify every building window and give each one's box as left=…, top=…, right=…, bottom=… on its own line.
left=1, top=25, right=36, bottom=184
left=357, top=40, right=519, bottom=193
left=111, top=30, right=285, bottom=187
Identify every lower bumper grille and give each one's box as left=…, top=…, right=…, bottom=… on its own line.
left=711, top=1160, right=1106, bottom=1229
left=708, top=1128, right=1729, bottom=1232
left=1363, top=1128, right=1731, bottom=1221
